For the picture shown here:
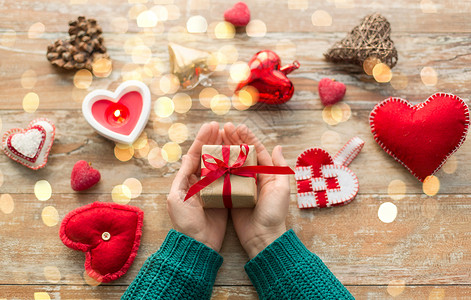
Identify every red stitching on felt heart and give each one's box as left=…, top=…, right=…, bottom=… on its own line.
left=369, top=93, right=470, bottom=182
left=59, top=202, right=144, bottom=283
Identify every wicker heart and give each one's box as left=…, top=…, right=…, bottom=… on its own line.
left=2, top=118, right=55, bottom=170
left=59, top=202, right=144, bottom=283
left=295, top=137, right=364, bottom=208
left=370, top=93, right=469, bottom=181
left=324, top=13, right=398, bottom=69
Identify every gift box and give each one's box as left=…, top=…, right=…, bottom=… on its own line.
left=200, top=145, right=257, bottom=208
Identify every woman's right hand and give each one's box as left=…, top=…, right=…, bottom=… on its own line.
left=222, top=123, right=291, bottom=259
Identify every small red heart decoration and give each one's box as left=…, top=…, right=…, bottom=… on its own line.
left=60, top=202, right=144, bottom=282
left=71, top=160, right=101, bottom=191
left=318, top=78, right=346, bottom=106
left=224, top=2, right=251, bottom=27
left=235, top=50, right=300, bottom=105
left=2, top=118, right=55, bottom=170
left=370, top=93, right=469, bottom=182
left=295, top=138, right=364, bottom=208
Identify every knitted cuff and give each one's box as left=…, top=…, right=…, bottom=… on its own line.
left=244, top=229, right=311, bottom=294
left=157, top=229, right=223, bottom=279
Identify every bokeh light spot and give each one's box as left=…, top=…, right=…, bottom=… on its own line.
left=363, top=56, right=381, bottom=75
left=154, top=96, right=175, bottom=118
left=421, top=198, right=439, bottom=219
left=111, top=17, right=129, bottom=33
left=378, top=202, right=397, bottom=223
left=148, top=146, right=166, bottom=168
left=92, top=58, right=112, bottom=77
left=199, top=87, right=218, bottom=108
left=83, top=270, right=101, bottom=286
left=34, top=292, right=51, bottom=300
left=132, top=45, right=152, bottom=64
left=168, top=123, right=188, bottom=143
left=43, top=266, right=61, bottom=284
left=166, top=4, right=180, bottom=20
left=214, top=22, right=235, bottom=39
left=288, top=0, right=308, bottom=9
left=390, top=72, right=409, bottom=90
left=42, top=206, right=59, bottom=227
left=35, top=180, right=52, bottom=201
left=73, top=69, right=93, bottom=89
left=322, top=106, right=340, bottom=126
left=114, top=144, right=135, bottom=162
left=187, top=15, right=208, bottom=33
left=423, top=175, right=440, bottom=196
left=28, top=22, right=45, bottom=39
left=123, top=178, right=143, bottom=198
left=159, top=74, right=180, bottom=94
left=0, top=194, right=14, bottom=214
left=128, top=4, right=148, bottom=20
left=210, top=94, right=231, bottom=115
left=442, top=156, right=457, bottom=174
left=311, top=10, right=332, bottom=26
left=112, top=185, right=132, bottom=204
left=137, top=10, right=158, bottom=27
left=421, top=0, right=437, bottom=13
left=23, top=92, right=40, bottom=113
left=161, top=142, right=182, bottom=162
left=230, top=61, right=250, bottom=83
left=321, top=130, right=341, bottom=153
left=246, top=20, right=267, bottom=37
left=429, top=288, right=445, bottom=300
left=172, top=93, right=192, bottom=113
left=387, top=280, right=406, bottom=297
left=421, top=67, right=438, bottom=86
left=21, top=69, right=38, bottom=89
left=373, top=63, right=392, bottom=83
left=387, top=179, right=406, bottom=200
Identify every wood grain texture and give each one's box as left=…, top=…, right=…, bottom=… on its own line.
left=1, top=0, right=471, bottom=298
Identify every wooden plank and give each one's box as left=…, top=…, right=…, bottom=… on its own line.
left=0, top=284, right=470, bottom=300
left=0, top=110, right=469, bottom=195
left=1, top=32, right=471, bottom=111
left=0, top=193, right=470, bottom=286
left=1, top=0, right=471, bottom=33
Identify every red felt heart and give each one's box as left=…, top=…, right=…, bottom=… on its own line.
left=370, top=93, right=469, bottom=181
left=2, top=118, right=55, bottom=170
left=71, top=160, right=101, bottom=191
left=235, top=50, right=300, bottom=105
left=224, top=2, right=251, bottom=27
left=59, top=202, right=144, bottom=282
left=295, top=148, right=359, bottom=208
left=318, top=78, right=346, bottom=106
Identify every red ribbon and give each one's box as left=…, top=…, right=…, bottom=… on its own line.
left=184, top=144, right=295, bottom=208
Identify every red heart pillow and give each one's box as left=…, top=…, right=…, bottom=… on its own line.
left=59, top=202, right=144, bottom=282
left=370, top=93, right=469, bottom=181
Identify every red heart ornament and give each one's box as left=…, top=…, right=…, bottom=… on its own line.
left=235, top=50, right=300, bottom=105
left=370, top=93, right=469, bottom=182
left=318, top=78, right=346, bottom=106
left=295, top=137, right=364, bottom=208
left=59, top=202, right=144, bottom=283
left=2, top=118, right=55, bottom=170
left=82, top=81, right=151, bottom=144
left=71, top=160, right=101, bottom=191
left=224, top=2, right=251, bottom=27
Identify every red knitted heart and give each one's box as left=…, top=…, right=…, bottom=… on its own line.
left=59, top=202, right=144, bottom=282
left=295, top=137, right=364, bottom=208
left=370, top=93, right=469, bottom=182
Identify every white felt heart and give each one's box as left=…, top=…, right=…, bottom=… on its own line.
left=82, top=80, right=151, bottom=144
left=11, top=129, right=43, bottom=158
left=296, top=164, right=359, bottom=209
left=2, top=119, right=55, bottom=170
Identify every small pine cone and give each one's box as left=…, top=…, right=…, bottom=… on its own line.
left=46, top=52, right=59, bottom=61
left=73, top=53, right=86, bottom=63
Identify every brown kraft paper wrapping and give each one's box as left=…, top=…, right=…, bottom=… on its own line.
left=200, top=145, right=257, bottom=208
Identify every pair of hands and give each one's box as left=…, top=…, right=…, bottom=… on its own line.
left=167, top=122, right=290, bottom=258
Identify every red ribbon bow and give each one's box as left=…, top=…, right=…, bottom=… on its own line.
left=184, top=144, right=294, bottom=208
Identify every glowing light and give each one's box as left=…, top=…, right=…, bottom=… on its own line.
left=387, top=179, right=406, bottom=200
left=373, top=63, right=392, bottom=83
left=132, top=45, right=152, bottom=64
left=311, top=10, right=332, bottom=26
left=21, top=69, right=37, bottom=89
left=112, top=185, right=132, bottom=204
left=151, top=5, right=168, bottom=21
left=114, top=144, right=134, bottom=162
left=214, top=22, right=235, bottom=39
left=442, top=156, right=457, bottom=174
left=42, top=206, right=59, bottom=227
left=233, top=86, right=258, bottom=110
left=123, top=178, right=143, bottom=198
left=172, top=93, right=192, bottom=113
left=148, top=146, right=166, bottom=168
left=421, top=67, right=438, bottom=86
left=246, top=20, right=267, bottom=37
left=421, top=198, right=439, bottom=219
left=230, top=61, right=250, bottom=82
left=210, top=94, right=231, bottom=115
left=28, top=22, right=45, bottom=39
left=322, top=106, right=341, bottom=125
left=159, top=74, right=180, bottom=94
left=137, top=10, right=158, bottom=27
left=363, top=57, right=381, bottom=75
left=128, top=4, right=148, bottom=20
left=387, top=280, right=405, bottom=297
left=153, top=118, right=173, bottom=135
left=390, top=72, right=408, bottom=90
left=330, top=104, right=343, bottom=123
left=288, top=0, right=308, bottom=9
left=168, top=123, right=188, bottom=143
left=423, top=175, right=440, bottom=196
left=421, top=0, right=437, bottom=13
left=83, top=270, right=101, bottom=286
left=218, top=45, right=239, bottom=64
left=187, top=15, right=208, bottom=33
left=73, top=69, right=93, bottom=89
left=23, top=92, right=40, bottom=113
left=92, top=58, right=112, bottom=77
left=0, top=194, right=14, bottom=214
left=34, top=292, right=51, bottom=300
left=338, top=103, right=351, bottom=122
left=161, top=142, right=182, bottom=162
left=43, top=266, right=61, bottom=283
left=166, top=4, right=181, bottom=20
left=35, top=180, right=52, bottom=201
left=378, top=202, right=397, bottom=223
left=199, top=87, right=218, bottom=108
left=154, top=97, right=175, bottom=118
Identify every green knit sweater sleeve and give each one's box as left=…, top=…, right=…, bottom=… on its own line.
left=245, top=230, right=354, bottom=300
left=122, top=229, right=223, bottom=300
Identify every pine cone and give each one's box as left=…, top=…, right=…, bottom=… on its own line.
left=46, top=16, right=110, bottom=71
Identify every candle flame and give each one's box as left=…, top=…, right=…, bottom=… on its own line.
left=114, top=110, right=121, bottom=118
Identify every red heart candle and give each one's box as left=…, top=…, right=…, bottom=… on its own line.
left=82, top=81, right=151, bottom=144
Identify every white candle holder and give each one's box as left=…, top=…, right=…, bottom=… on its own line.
left=82, top=80, right=151, bottom=145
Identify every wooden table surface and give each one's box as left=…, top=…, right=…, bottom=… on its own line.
left=1, top=0, right=471, bottom=299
